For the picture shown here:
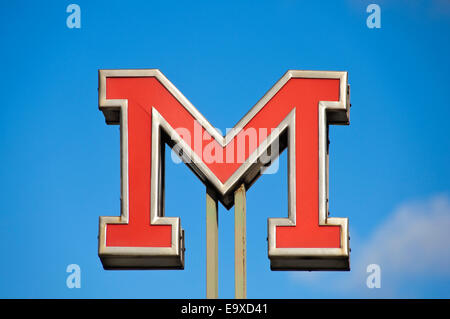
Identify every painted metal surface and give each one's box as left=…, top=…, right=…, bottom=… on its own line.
left=97, top=69, right=351, bottom=271
left=206, top=191, right=218, bottom=298
left=234, top=185, right=247, bottom=299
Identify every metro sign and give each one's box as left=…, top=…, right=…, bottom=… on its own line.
left=98, top=69, right=351, bottom=271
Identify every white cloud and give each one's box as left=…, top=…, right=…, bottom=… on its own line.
left=290, top=194, right=450, bottom=297
left=361, top=194, right=450, bottom=276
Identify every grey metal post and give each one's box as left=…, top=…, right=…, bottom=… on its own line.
left=234, top=184, right=247, bottom=299
left=206, top=190, right=218, bottom=298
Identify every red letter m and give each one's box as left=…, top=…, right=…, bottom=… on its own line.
left=98, top=70, right=350, bottom=271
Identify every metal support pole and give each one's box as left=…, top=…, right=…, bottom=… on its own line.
left=234, top=184, right=247, bottom=299
left=206, top=190, right=218, bottom=299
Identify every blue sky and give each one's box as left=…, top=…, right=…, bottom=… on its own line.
left=0, top=0, right=449, bottom=298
